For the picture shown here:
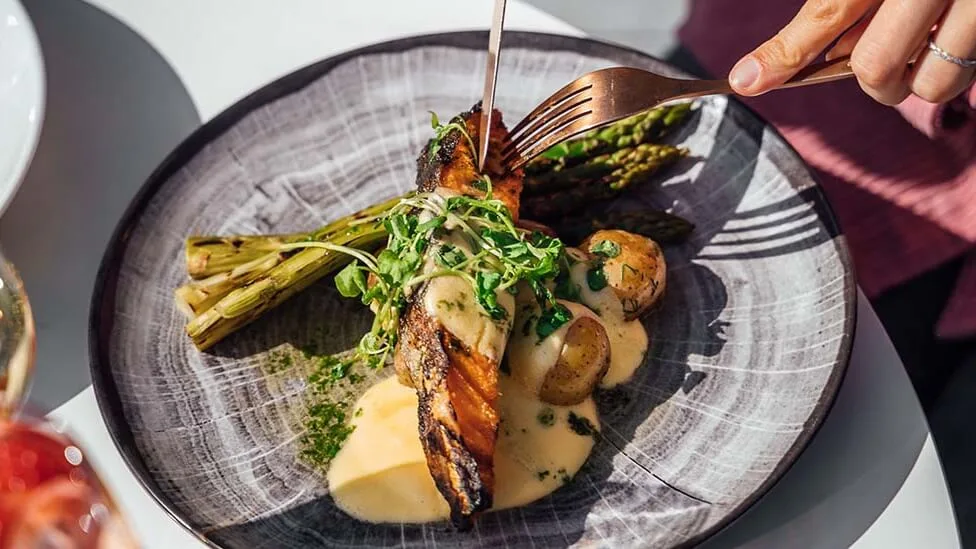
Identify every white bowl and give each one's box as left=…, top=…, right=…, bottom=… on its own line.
left=0, top=0, right=44, bottom=216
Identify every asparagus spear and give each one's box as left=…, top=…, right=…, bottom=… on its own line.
left=185, top=195, right=406, bottom=279
left=524, top=102, right=692, bottom=178
left=521, top=143, right=688, bottom=220
left=553, top=209, right=695, bottom=245
left=180, top=106, right=694, bottom=277
left=177, top=194, right=408, bottom=315
left=176, top=251, right=292, bottom=318
left=186, top=234, right=306, bottom=280
left=185, top=223, right=386, bottom=350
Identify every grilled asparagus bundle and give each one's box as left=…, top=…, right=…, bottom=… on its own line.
left=524, top=101, right=691, bottom=176
left=178, top=104, right=696, bottom=350
left=521, top=142, right=689, bottom=220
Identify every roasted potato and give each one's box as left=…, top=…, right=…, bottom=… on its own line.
left=538, top=315, right=611, bottom=405
left=581, top=229, right=666, bottom=320
left=507, top=300, right=611, bottom=406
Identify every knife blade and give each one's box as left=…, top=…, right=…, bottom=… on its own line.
left=478, top=0, right=507, bottom=173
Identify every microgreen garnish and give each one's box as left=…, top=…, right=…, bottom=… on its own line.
left=558, top=467, right=572, bottom=483
left=287, top=119, right=572, bottom=378
left=590, top=239, right=621, bottom=258
left=471, top=177, right=489, bottom=192
left=475, top=271, right=506, bottom=320
left=300, top=401, right=354, bottom=465
left=537, top=407, right=556, bottom=427
left=428, top=111, right=478, bottom=164
left=335, top=262, right=368, bottom=298
left=586, top=263, right=609, bottom=291
left=536, top=302, right=573, bottom=341
left=554, top=269, right=582, bottom=302
left=435, top=244, right=467, bottom=268
left=567, top=411, right=600, bottom=440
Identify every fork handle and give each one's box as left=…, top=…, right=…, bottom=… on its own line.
left=673, top=56, right=855, bottom=100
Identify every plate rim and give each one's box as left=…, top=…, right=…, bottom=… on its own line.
left=0, top=0, right=47, bottom=216
left=87, top=29, right=856, bottom=549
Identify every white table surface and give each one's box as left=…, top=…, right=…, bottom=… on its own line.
left=0, top=0, right=960, bottom=547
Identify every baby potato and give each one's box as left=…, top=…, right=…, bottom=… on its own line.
left=506, top=300, right=612, bottom=406
left=538, top=315, right=611, bottom=406
left=581, top=229, right=666, bottom=320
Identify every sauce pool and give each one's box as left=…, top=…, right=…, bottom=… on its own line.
left=327, top=375, right=599, bottom=523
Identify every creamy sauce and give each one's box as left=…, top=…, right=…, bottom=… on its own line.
left=566, top=252, right=649, bottom=387
left=418, top=203, right=515, bottom=362
left=422, top=233, right=515, bottom=362
left=505, top=299, right=600, bottom=395
left=505, top=250, right=648, bottom=391
left=328, top=375, right=599, bottom=523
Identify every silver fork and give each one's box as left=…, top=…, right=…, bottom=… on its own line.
left=501, top=56, right=854, bottom=170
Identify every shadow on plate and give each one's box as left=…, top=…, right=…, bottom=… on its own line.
left=659, top=44, right=934, bottom=549
left=202, top=101, right=761, bottom=549
left=702, top=296, right=930, bottom=549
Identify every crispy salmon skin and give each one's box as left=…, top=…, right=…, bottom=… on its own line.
left=416, top=103, right=522, bottom=222
left=394, top=103, right=522, bottom=529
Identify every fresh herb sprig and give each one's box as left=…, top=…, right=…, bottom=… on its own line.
left=590, top=239, right=621, bottom=258
left=288, top=113, right=574, bottom=376
left=306, top=185, right=568, bottom=376
left=427, top=112, right=478, bottom=161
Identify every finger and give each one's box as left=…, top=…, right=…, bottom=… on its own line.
left=851, top=0, right=949, bottom=105
left=825, top=9, right=875, bottom=60
left=729, top=0, right=878, bottom=96
left=910, top=0, right=976, bottom=104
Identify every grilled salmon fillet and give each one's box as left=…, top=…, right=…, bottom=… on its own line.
left=416, top=104, right=522, bottom=222
left=394, top=103, right=523, bottom=529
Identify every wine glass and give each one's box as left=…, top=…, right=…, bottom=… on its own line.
left=0, top=253, right=34, bottom=416
left=0, top=249, right=140, bottom=548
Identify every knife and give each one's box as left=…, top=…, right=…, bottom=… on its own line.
left=478, top=0, right=507, bottom=173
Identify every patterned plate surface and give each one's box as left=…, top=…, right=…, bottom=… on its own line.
left=89, top=32, right=854, bottom=549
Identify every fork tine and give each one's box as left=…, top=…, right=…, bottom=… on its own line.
left=501, top=95, right=593, bottom=158
left=503, top=105, right=595, bottom=168
left=507, top=78, right=594, bottom=139
left=503, top=101, right=593, bottom=164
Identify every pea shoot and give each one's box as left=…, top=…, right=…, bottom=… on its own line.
left=586, top=263, right=609, bottom=291
left=319, top=164, right=573, bottom=374
left=427, top=112, right=477, bottom=160
left=590, top=239, right=621, bottom=258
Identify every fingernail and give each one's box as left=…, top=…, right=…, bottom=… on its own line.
left=730, top=57, right=761, bottom=90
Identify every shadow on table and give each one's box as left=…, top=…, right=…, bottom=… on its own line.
left=654, top=44, right=935, bottom=549
left=702, top=295, right=930, bottom=549
left=0, top=0, right=200, bottom=411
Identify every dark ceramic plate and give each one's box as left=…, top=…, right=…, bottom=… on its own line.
left=89, top=31, right=855, bottom=549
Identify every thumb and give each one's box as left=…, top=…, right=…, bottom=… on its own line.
left=730, top=0, right=877, bottom=96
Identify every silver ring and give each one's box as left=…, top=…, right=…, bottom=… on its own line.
left=927, top=39, right=976, bottom=68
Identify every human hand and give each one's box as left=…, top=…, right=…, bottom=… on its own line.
left=728, top=0, right=975, bottom=105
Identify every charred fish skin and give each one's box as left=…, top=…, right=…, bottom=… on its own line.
left=396, top=289, right=491, bottom=530
left=394, top=103, right=522, bottom=529
left=416, top=103, right=523, bottom=221
left=415, top=102, right=484, bottom=193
